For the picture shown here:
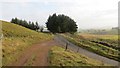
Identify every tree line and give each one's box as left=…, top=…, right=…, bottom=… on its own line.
left=11, top=18, right=40, bottom=31
left=46, top=13, right=78, bottom=33
left=11, top=13, right=78, bottom=33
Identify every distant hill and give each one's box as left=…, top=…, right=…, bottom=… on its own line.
left=78, top=28, right=118, bottom=35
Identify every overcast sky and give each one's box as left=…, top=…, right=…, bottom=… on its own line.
left=0, top=0, right=120, bottom=29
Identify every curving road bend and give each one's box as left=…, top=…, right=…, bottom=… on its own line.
left=54, top=34, right=119, bottom=66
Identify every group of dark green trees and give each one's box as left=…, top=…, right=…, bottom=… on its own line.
left=11, top=13, right=77, bottom=33
left=11, top=18, right=39, bottom=31
left=46, top=13, right=78, bottom=33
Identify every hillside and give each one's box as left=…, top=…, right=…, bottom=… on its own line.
left=1, top=20, right=53, bottom=65
left=1, top=20, right=119, bottom=66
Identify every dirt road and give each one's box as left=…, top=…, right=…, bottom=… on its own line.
left=8, top=35, right=119, bottom=66
left=9, top=40, right=57, bottom=66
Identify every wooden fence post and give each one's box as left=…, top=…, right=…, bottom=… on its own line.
left=77, top=47, right=79, bottom=52
left=65, top=42, right=68, bottom=51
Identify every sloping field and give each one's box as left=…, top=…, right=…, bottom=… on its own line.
left=1, top=20, right=53, bottom=65
left=79, top=33, right=118, bottom=40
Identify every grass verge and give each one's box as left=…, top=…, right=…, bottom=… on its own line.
left=49, top=46, right=109, bottom=66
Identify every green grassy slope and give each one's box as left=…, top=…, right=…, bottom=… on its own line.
left=1, top=20, right=53, bottom=65
left=49, top=46, right=109, bottom=66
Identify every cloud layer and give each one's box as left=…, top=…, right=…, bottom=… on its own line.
left=1, top=0, right=119, bottom=29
